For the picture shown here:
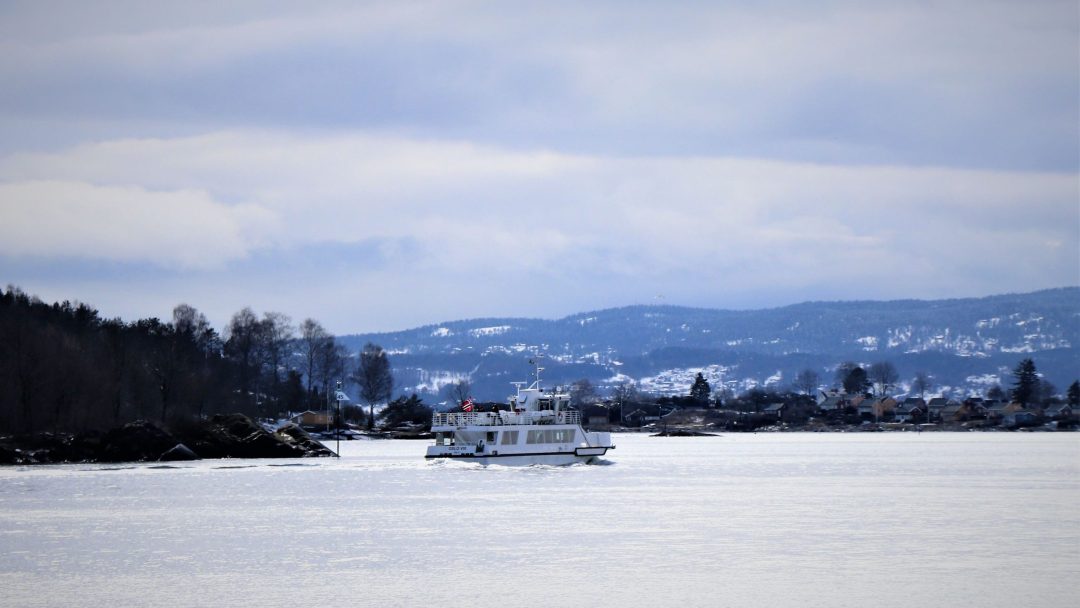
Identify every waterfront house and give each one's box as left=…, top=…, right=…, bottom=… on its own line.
left=761, top=402, right=787, bottom=421
left=583, top=405, right=612, bottom=428
left=291, top=410, right=333, bottom=428
left=856, top=397, right=896, bottom=421
left=623, top=408, right=649, bottom=427
left=818, top=391, right=849, bottom=412
left=986, top=402, right=1022, bottom=424
left=893, top=402, right=925, bottom=423
left=926, top=397, right=955, bottom=422
left=902, top=397, right=926, bottom=410
left=1041, top=403, right=1074, bottom=421
left=939, top=402, right=978, bottom=422
left=1002, top=410, right=1038, bottom=428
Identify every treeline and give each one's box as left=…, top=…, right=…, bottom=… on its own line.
left=0, top=286, right=364, bottom=435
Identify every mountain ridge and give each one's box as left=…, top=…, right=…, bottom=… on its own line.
left=338, top=287, right=1079, bottom=402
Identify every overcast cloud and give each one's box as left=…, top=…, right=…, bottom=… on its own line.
left=0, top=0, right=1076, bottom=333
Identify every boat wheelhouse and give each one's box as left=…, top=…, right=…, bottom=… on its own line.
left=425, top=377, right=614, bottom=465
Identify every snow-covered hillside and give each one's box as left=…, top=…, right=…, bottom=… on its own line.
left=339, top=288, right=1079, bottom=401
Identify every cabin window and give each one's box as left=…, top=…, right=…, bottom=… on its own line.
left=500, top=431, right=519, bottom=445
left=526, top=429, right=576, bottom=444
left=486, top=432, right=497, bottom=443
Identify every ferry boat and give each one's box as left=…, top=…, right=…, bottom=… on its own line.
left=425, top=372, right=614, bottom=465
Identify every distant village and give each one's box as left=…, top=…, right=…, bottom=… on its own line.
left=570, top=360, right=1079, bottom=433
left=577, top=390, right=1077, bottom=433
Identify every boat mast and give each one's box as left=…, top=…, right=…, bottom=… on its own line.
left=529, top=355, right=544, bottom=390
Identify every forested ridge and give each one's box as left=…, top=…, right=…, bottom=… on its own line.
left=0, top=286, right=353, bottom=435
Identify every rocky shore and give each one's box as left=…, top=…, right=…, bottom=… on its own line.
left=0, top=414, right=335, bottom=465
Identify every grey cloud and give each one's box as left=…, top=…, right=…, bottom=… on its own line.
left=0, top=1, right=1075, bottom=170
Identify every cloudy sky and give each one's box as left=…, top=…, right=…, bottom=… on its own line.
left=0, top=0, right=1076, bottom=334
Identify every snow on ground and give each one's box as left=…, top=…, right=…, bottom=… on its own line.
left=468, top=325, right=511, bottom=337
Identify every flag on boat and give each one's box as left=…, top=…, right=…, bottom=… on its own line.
left=462, top=398, right=474, bottom=412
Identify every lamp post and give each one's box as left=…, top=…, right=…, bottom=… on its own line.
left=335, top=380, right=343, bottom=458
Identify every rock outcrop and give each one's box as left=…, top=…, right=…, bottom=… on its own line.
left=1, top=414, right=336, bottom=464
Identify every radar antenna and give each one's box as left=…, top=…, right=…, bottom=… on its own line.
left=528, top=355, right=545, bottom=389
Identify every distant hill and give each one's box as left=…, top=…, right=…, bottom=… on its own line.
left=339, top=288, right=1080, bottom=403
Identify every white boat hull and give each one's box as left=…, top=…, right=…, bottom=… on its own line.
left=425, top=448, right=609, bottom=466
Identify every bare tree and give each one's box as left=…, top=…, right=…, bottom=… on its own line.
left=224, top=307, right=263, bottom=412
left=352, top=343, right=393, bottom=430
left=173, top=304, right=220, bottom=419
left=610, top=381, right=639, bottom=424
left=912, top=371, right=932, bottom=399
left=569, top=378, right=599, bottom=408
left=260, top=312, right=294, bottom=386
left=611, top=382, right=638, bottom=407
left=867, top=361, right=899, bottom=398
left=445, top=379, right=472, bottom=407
left=1038, top=379, right=1058, bottom=405
left=172, top=304, right=211, bottom=344
left=298, top=318, right=332, bottom=404
left=794, top=369, right=820, bottom=395
left=315, top=341, right=348, bottom=407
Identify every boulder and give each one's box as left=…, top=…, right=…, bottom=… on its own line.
left=99, top=420, right=180, bottom=463
left=0, top=444, right=35, bottom=465
left=158, top=443, right=200, bottom=461
left=275, top=423, right=336, bottom=457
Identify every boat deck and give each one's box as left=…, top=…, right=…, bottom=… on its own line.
left=432, top=410, right=581, bottom=427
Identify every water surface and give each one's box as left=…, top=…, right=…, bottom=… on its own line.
left=1, top=433, right=1077, bottom=607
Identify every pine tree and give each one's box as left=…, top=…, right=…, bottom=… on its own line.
left=1010, top=358, right=1039, bottom=409
left=689, top=372, right=711, bottom=405
left=1067, top=380, right=1080, bottom=407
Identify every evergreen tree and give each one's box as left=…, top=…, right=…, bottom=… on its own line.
left=689, top=372, right=711, bottom=405
left=842, top=366, right=871, bottom=395
left=380, top=393, right=433, bottom=430
left=1010, top=358, right=1039, bottom=408
left=1068, top=380, right=1080, bottom=407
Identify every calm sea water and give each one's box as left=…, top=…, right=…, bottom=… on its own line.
left=1, top=433, right=1077, bottom=608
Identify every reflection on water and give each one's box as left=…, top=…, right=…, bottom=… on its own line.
left=1, top=433, right=1077, bottom=608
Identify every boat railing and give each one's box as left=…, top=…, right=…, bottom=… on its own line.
left=432, top=410, right=582, bottom=427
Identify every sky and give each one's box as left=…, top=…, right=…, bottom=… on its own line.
left=0, top=0, right=1077, bottom=335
